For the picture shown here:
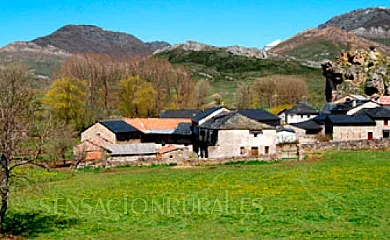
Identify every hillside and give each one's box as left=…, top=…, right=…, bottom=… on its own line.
left=270, top=27, right=390, bottom=62
left=157, top=48, right=325, bottom=105
left=318, top=7, right=390, bottom=45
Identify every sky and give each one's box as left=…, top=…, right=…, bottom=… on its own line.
left=0, top=0, right=389, bottom=48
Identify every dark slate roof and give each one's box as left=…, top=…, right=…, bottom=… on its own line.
left=313, top=113, right=329, bottom=125
left=100, top=120, right=139, bottom=133
left=290, top=120, right=322, bottom=131
left=160, top=109, right=201, bottom=119
left=173, top=123, right=192, bottom=135
left=235, top=109, right=280, bottom=122
left=199, top=112, right=274, bottom=130
left=276, top=127, right=295, bottom=133
left=330, top=100, right=370, bottom=113
left=192, top=106, right=224, bottom=122
left=355, top=107, right=390, bottom=120
left=326, top=115, right=376, bottom=126
left=280, top=103, right=319, bottom=115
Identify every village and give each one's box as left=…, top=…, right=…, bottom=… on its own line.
left=74, top=94, right=390, bottom=166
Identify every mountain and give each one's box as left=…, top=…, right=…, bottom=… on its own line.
left=157, top=48, right=324, bottom=105
left=155, top=40, right=268, bottom=59
left=318, top=7, right=390, bottom=45
left=0, top=25, right=170, bottom=77
left=32, top=25, right=162, bottom=56
left=270, top=26, right=390, bottom=62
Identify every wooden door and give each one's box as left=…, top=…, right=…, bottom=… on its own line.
left=368, top=132, right=373, bottom=140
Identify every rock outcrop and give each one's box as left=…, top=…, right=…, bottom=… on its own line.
left=319, top=7, right=390, bottom=40
left=322, top=47, right=390, bottom=102
left=155, top=40, right=267, bottom=59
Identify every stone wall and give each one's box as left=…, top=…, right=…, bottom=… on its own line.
left=93, top=155, right=278, bottom=168
left=300, top=138, right=390, bottom=152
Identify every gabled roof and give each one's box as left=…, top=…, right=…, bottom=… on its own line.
left=235, top=109, right=280, bottom=122
left=326, top=115, right=376, bottom=126
left=173, top=122, right=192, bottom=135
left=355, top=107, right=390, bottom=120
left=160, top=109, right=201, bottom=119
left=125, top=118, right=191, bottom=134
left=330, top=100, right=371, bottom=113
left=199, top=112, right=274, bottom=130
left=290, top=120, right=322, bottom=131
left=106, top=143, right=156, bottom=155
left=100, top=120, right=139, bottom=133
left=278, top=103, right=319, bottom=115
left=192, top=106, right=224, bottom=123
left=313, top=113, right=329, bottom=125
left=276, top=127, right=295, bottom=133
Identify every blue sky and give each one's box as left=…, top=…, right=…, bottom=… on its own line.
left=0, top=0, right=389, bottom=48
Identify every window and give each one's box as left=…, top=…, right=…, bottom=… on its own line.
left=383, top=131, right=390, bottom=139
left=251, top=147, right=259, bottom=156
left=253, top=133, right=258, bottom=137
left=307, top=115, right=310, bottom=118
left=301, top=115, right=304, bottom=118
left=240, top=147, right=245, bottom=155
left=265, top=146, right=270, bottom=154
left=385, top=120, right=389, bottom=126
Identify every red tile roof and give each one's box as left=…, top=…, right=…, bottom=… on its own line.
left=124, top=118, right=191, bottom=133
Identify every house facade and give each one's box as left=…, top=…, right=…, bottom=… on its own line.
left=325, top=115, right=377, bottom=141
left=198, top=112, right=277, bottom=159
left=278, top=103, right=319, bottom=124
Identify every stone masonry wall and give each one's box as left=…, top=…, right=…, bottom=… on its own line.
left=300, top=138, right=390, bottom=152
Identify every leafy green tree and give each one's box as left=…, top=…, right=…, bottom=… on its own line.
left=44, top=77, right=87, bottom=129
left=118, top=76, right=157, bottom=117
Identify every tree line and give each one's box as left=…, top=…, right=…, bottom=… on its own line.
left=45, top=54, right=213, bottom=131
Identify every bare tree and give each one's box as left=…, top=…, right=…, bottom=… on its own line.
left=0, top=66, right=49, bottom=230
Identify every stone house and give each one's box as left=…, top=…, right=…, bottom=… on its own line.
left=278, top=103, right=319, bottom=124
left=325, top=115, right=377, bottom=141
left=355, top=107, right=390, bottom=139
left=197, top=112, right=277, bottom=159
left=81, top=120, right=141, bottom=144
left=288, top=120, right=323, bottom=143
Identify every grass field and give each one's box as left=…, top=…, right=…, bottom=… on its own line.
left=5, top=151, right=390, bottom=239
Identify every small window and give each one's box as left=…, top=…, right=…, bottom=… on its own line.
left=251, top=147, right=259, bottom=156
left=301, top=115, right=304, bottom=118
left=253, top=133, right=258, bottom=137
left=307, top=115, right=310, bottom=118
left=240, top=147, right=245, bottom=155
left=385, top=120, right=388, bottom=126
left=265, top=146, right=270, bottom=154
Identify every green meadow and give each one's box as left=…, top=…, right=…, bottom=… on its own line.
left=4, top=151, right=390, bottom=239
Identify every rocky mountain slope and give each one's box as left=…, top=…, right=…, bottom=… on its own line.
left=155, top=40, right=268, bottom=59
left=319, top=7, right=390, bottom=43
left=0, top=25, right=170, bottom=77
left=270, top=27, right=390, bottom=62
left=32, top=25, right=168, bottom=56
